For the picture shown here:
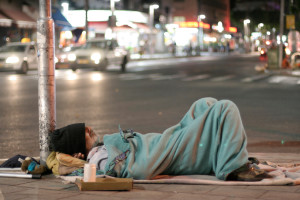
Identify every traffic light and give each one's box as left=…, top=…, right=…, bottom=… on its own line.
left=108, top=15, right=116, bottom=27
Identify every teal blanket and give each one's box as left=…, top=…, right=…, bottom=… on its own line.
left=103, top=98, right=249, bottom=180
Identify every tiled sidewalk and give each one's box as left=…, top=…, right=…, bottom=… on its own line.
left=1, top=153, right=300, bottom=200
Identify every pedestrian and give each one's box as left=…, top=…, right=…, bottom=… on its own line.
left=171, top=41, right=176, bottom=56
left=49, top=98, right=271, bottom=181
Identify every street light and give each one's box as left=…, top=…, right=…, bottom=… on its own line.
left=149, top=4, right=159, bottom=29
left=61, top=2, right=69, bottom=14
left=258, top=23, right=264, bottom=29
left=198, top=14, right=205, bottom=52
left=243, top=19, right=251, bottom=52
left=149, top=4, right=159, bottom=54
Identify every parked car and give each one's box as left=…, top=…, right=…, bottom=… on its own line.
left=0, top=42, right=38, bottom=74
left=55, top=45, right=82, bottom=69
left=69, top=39, right=129, bottom=72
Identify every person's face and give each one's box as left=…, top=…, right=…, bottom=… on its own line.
left=85, top=126, right=99, bottom=155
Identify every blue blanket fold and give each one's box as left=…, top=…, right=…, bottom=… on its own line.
left=104, top=97, right=249, bottom=180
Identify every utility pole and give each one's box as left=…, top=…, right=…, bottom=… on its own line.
left=278, top=0, right=284, bottom=69
left=37, top=0, right=56, bottom=166
left=85, top=0, right=89, bottom=40
left=109, top=0, right=117, bottom=37
left=149, top=4, right=159, bottom=55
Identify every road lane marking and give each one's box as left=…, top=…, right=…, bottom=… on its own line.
left=211, top=75, right=235, bottom=82
left=182, top=74, right=210, bottom=81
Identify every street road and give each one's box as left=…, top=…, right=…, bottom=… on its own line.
left=0, top=53, right=299, bottom=159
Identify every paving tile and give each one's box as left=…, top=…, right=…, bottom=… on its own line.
left=16, top=179, right=74, bottom=190
left=137, top=184, right=216, bottom=194
left=223, top=198, right=258, bottom=200
left=79, top=190, right=118, bottom=196
left=295, top=186, right=300, bottom=193
left=0, top=185, right=23, bottom=194
left=62, top=185, right=80, bottom=191
left=62, top=194, right=127, bottom=200
left=209, top=186, right=266, bottom=198
left=109, top=189, right=173, bottom=200
left=0, top=191, right=4, bottom=200
left=133, top=184, right=169, bottom=191
left=260, top=191, right=300, bottom=199
left=2, top=188, right=77, bottom=200
left=246, top=185, right=299, bottom=192
left=2, top=193, right=24, bottom=200
left=163, top=192, right=226, bottom=200
left=0, top=177, right=35, bottom=186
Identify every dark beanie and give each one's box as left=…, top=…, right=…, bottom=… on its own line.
left=50, top=123, right=86, bottom=155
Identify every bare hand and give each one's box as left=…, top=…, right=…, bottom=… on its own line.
left=72, top=153, right=85, bottom=159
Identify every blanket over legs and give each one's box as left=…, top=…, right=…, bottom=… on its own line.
left=103, top=97, right=249, bottom=180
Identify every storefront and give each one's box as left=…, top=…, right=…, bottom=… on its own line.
left=165, top=21, right=237, bottom=53
left=0, top=8, right=36, bottom=45
left=63, top=10, right=151, bottom=54
left=0, top=13, right=12, bottom=46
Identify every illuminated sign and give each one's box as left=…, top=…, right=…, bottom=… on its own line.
left=228, top=27, right=237, bottom=33
left=65, top=10, right=148, bottom=27
left=212, top=25, right=237, bottom=33
left=178, top=21, right=210, bottom=29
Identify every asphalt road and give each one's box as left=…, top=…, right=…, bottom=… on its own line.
left=0, top=53, right=299, bottom=159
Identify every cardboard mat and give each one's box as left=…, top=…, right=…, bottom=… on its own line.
left=59, top=160, right=300, bottom=186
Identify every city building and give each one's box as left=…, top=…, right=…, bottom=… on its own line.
left=160, top=0, right=237, bottom=53
left=0, top=0, right=37, bottom=46
left=0, top=0, right=239, bottom=54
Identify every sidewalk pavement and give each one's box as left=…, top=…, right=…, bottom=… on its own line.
left=1, top=153, right=300, bottom=200
left=130, top=51, right=300, bottom=78
left=130, top=51, right=245, bottom=61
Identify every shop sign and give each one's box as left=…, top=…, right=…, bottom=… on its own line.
left=228, top=27, right=237, bottom=33
left=178, top=21, right=210, bottom=29
left=286, top=15, right=295, bottom=29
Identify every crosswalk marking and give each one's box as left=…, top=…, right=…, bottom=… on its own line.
left=150, top=74, right=186, bottom=80
left=241, top=74, right=270, bottom=82
left=268, top=76, right=288, bottom=83
left=268, top=76, right=300, bottom=84
left=2, top=70, right=299, bottom=85
left=211, top=75, right=235, bottom=82
left=182, top=74, right=210, bottom=81
left=119, top=73, right=146, bottom=80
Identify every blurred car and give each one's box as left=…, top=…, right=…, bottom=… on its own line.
left=55, top=45, right=82, bottom=69
left=0, top=42, right=37, bottom=74
left=259, top=47, right=267, bottom=58
left=69, top=39, right=129, bottom=72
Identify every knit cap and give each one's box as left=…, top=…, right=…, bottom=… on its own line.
left=50, top=123, right=86, bottom=155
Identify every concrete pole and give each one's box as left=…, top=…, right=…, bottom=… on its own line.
left=278, top=0, right=284, bottom=68
left=197, top=19, right=200, bottom=48
left=111, top=0, right=115, bottom=16
left=200, top=22, right=204, bottom=51
left=149, top=6, right=155, bottom=55
left=110, top=0, right=115, bottom=36
left=85, top=0, right=89, bottom=40
left=37, top=0, right=56, bottom=166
